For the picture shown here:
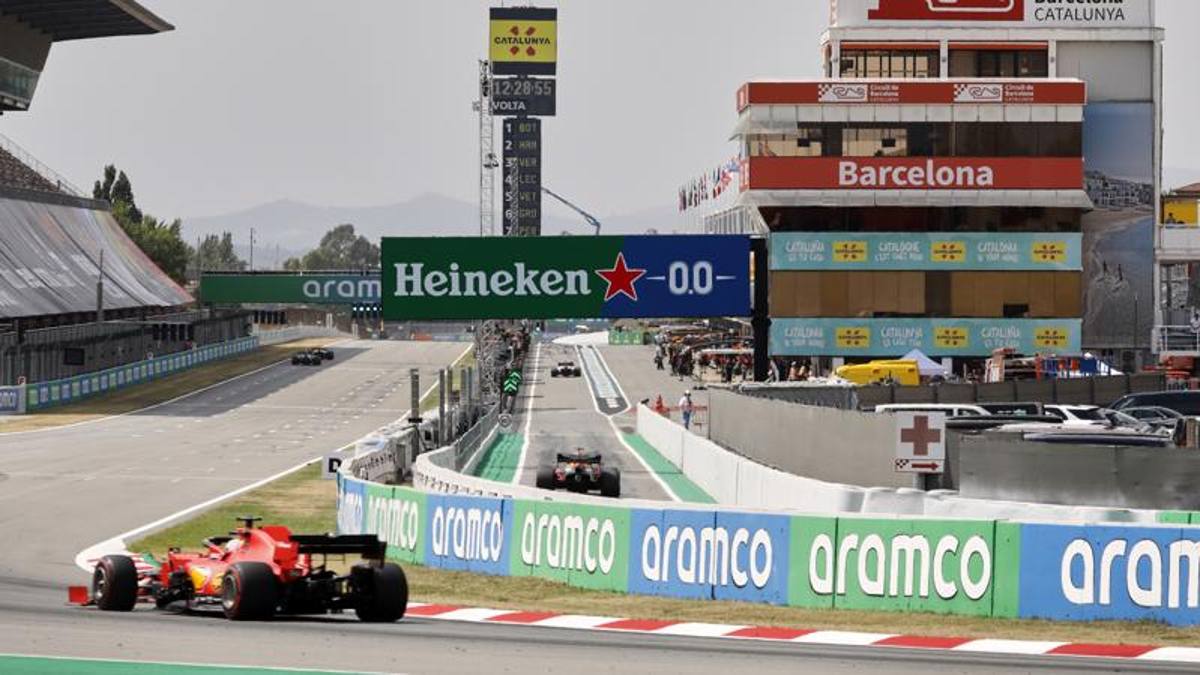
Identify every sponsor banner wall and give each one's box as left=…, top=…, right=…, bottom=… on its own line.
left=770, top=232, right=1082, bottom=271
left=746, top=157, right=1084, bottom=191
left=830, top=0, right=1153, bottom=29
left=0, top=385, right=24, bottom=415
left=738, top=80, right=1086, bottom=110
left=24, top=337, right=258, bottom=412
left=339, top=473, right=1200, bottom=624
left=1018, top=523, right=1200, bottom=626
left=769, top=318, right=1081, bottom=357
left=200, top=273, right=381, bottom=304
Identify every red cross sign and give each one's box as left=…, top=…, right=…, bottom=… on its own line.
left=894, top=412, right=946, bottom=474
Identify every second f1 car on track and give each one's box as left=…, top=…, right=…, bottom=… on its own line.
left=291, top=350, right=322, bottom=366
left=550, top=360, right=582, bottom=378
left=536, top=449, right=621, bottom=497
left=74, top=517, right=407, bottom=622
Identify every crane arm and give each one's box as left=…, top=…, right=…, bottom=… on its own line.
left=541, top=187, right=601, bottom=235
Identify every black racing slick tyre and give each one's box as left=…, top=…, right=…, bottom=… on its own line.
left=355, top=563, right=409, bottom=623
left=221, top=562, right=277, bottom=620
left=535, top=466, right=556, bottom=490
left=600, top=467, right=621, bottom=498
left=93, top=554, right=138, bottom=611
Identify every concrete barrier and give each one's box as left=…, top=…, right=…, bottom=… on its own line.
left=706, top=388, right=908, bottom=488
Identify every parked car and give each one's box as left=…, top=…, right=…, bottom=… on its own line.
left=1042, top=404, right=1108, bottom=427
left=1110, top=391, right=1200, bottom=417
left=1120, top=406, right=1185, bottom=431
left=874, top=403, right=988, bottom=417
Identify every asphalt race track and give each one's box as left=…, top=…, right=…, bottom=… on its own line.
left=515, top=342, right=670, bottom=501
left=0, top=338, right=1191, bottom=673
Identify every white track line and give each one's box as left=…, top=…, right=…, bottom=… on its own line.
left=74, top=342, right=472, bottom=573
left=1, top=337, right=351, bottom=437
left=0, top=653, right=405, bottom=675
left=512, top=341, right=541, bottom=485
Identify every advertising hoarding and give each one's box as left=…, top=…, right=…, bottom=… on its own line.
left=769, top=317, right=1082, bottom=356
left=199, top=273, right=381, bottom=304
left=737, top=80, right=1086, bottom=110
left=381, top=235, right=753, bottom=320
left=831, top=0, right=1153, bottom=28
left=770, top=232, right=1082, bottom=271
left=489, top=7, right=557, bottom=76
left=745, top=157, right=1084, bottom=191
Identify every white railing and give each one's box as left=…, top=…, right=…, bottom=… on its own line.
left=1154, top=325, right=1200, bottom=355
left=0, top=131, right=85, bottom=197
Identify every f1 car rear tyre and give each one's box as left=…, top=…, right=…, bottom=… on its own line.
left=354, top=563, right=409, bottom=623
left=535, top=466, right=556, bottom=490
left=600, top=467, right=621, bottom=498
left=93, top=554, right=138, bottom=611
left=222, top=562, right=278, bottom=620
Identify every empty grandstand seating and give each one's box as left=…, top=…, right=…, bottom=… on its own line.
left=0, top=144, right=61, bottom=193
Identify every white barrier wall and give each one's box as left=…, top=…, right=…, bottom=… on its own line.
left=256, top=325, right=344, bottom=346
left=635, top=404, right=1160, bottom=524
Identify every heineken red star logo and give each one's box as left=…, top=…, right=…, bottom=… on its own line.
left=595, top=253, right=646, bottom=302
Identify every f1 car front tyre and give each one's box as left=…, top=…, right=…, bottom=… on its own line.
left=600, top=467, right=621, bottom=498
left=354, top=563, right=408, bottom=623
left=535, top=466, right=556, bottom=490
left=222, top=562, right=277, bottom=620
left=93, top=554, right=138, bottom=611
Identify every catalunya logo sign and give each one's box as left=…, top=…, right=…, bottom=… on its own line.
left=382, top=235, right=752, bottom=321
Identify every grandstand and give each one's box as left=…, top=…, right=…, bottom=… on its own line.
left=0, top=2, right=253, bottom=386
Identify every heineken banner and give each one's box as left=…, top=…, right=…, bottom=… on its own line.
left=200, top=273, right=380, bottom=304
left=381, top=235, right=752, bottom=320
left=770, top=232, right=1083, bottom=271
left=770, top=318, right=1082, bottom=357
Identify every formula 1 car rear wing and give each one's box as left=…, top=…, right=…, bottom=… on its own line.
left=291, top=534, right=386, bottom=559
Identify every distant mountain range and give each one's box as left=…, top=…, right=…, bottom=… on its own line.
left=181, top=193, right=686, bottom=267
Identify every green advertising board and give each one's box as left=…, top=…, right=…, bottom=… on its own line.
left=364, top=485, right=426, bottom=564
left=381, top=235, right=753, bottom=320
left=608, top=329, right=646, bottom=346
left=200, top=273, right=381, bottom=304
left=787, top=516, right=999, bottom=616
left=509, top=498, right=631, bottom=591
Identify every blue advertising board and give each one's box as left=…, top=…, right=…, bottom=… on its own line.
left=770, top=318, right=1082, bottom=357
left=629, top=508, right=719, bottom=600
left=770, top=232, right=1083, bottom=271
left=1018, top=524, right=1200, bottom=625
left=424, top=494, right=513, bottom=576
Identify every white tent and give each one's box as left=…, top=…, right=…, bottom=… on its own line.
left=901, top=349, right=949, bottom=377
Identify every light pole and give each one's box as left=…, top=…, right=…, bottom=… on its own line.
left=249, top=227, right=256, bottom=271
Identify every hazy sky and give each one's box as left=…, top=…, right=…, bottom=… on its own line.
left=2, top=0, right=1198, bottom=224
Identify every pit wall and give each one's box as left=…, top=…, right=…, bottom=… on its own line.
left=338, top=473, right=1200, bottom=625
left=24, top=336, right=258, bottom=412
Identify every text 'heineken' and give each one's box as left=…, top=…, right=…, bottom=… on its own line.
left=381, top=235, right=752, bottom=320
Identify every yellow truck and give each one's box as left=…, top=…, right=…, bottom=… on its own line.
left=835, top=360, right=921, bottom=386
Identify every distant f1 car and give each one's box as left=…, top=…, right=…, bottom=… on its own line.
left=550, top=360, right=582, bottom=378
left=72, top=517, right=407, bottom=622
left=291, top=351, right=322, bottom=366
left=310, top=347, right=334, bottom=361
left=536, top=450, right=620, bottom=497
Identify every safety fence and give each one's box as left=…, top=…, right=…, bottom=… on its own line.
left=337, top=472, right=1200, bottom=626
left=21, top=336, right=258, bottom=413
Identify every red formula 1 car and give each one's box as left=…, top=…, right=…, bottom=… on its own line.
left=535, top=449, right=621, bottom=498
left=72, top=517, right=407, bottom=622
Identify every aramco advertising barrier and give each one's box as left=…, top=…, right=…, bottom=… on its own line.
left=339, top=475, right=1200, bottom=625
left=200, top=273, right=381, bottom=304
left=381, top=235, right=753, bottom=320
